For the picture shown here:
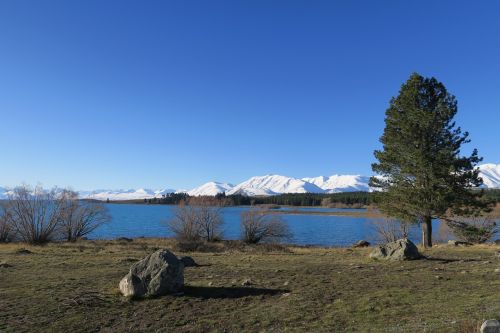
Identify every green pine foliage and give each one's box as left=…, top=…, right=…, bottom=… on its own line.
left=370, top=73, right=492, bottom=247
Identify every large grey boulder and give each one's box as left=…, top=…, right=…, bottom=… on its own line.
left=119, top=249, right=184, bottom=297
left=481, top=319, right=500, bottom=333
left=369, top=238, right=420, bottom=261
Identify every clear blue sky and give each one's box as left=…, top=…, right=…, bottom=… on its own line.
left=0, top=1, right=499, bottom=190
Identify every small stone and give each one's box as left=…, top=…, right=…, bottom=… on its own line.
left=480, top=319, right=500, bottom=333
left=241, top=279, right=252, bottom=286
left=435, top=275, right=443, bottom=280
left=461, top=270, right=467, bottom=274
left=208, top=281, right=213, bottom=286
left=116, top=237, right=133, bottom=242
left=14, top=248, right=32, bottom=255
left=353, top=240, right=370, bottom=248
left=283, top=281, right=289, bottom=286
left=281, top=292, right=291, bottom=297
left=448, top=240, right=472, bottom=246
left=494, top=268, right=500, bottom=273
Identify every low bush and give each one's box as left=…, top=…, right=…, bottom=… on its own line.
left=0, top=205, right=13, bottom=242
left=5, top=185, right=62, bottom=244
left=167, top=198, right=224, bottom=242
left=58, top=190, right=111, bottom=242
left=370, top=218, right=410, bottom=244
left=174, top=240, right=222, bottom=253
left=241, top=209, right=292, bottom=244
left=2, top=185, right=110, bottom=245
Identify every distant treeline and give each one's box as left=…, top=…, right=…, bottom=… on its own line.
left=483, top=188, right=500, bottom=203
left=248, top=192, right=373, bottom=206
left=138, top=189, right=500, bottom=207
left=142, top=191, right=374, bottom=206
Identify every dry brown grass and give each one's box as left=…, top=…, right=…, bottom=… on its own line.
left=0, top=239, right=499, bottom=332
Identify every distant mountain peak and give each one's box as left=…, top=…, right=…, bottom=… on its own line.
left=187, top=182, right=234, bottom=196
left=1, top=163, right=498, bottom=200
left=478, top=163, right=500, bottom=188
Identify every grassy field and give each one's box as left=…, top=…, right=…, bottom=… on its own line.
left=0, top=239, right=499, bottom=332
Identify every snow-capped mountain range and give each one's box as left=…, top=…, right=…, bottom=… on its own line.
left=227, top=175, right=325, bottom=196
left=302, top=175, right=371, bottom=193
left=1, top=164, right=499, bottom=200
left=78, top=188, right=176, bottom=201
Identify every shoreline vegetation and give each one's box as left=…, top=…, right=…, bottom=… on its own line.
left=103, top=199, right=500, bottom=219
left=1, top=238, right=499, bottom=332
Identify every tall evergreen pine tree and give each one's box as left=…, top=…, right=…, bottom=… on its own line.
left=370, top=73, right=489, bottom=248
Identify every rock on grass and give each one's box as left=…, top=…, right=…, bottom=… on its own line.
left=369, top=238, right=420, bottom=261
left=119, top=249, right=184, bottom=298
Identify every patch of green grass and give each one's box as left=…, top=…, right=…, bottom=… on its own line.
left=0, top=239, right=499, bottom=332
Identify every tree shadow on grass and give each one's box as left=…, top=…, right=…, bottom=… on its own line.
left=183, top=286, right=290, bottom=299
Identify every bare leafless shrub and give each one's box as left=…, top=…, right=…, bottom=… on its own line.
left=370, top=218, right=410, bottom=244
left=4, top=185, right=66, bottom=244
left=191, top=197, right=224, bottom=242
left=321, top=198, right=332, bottom=207
left=445, top=215, right=498, bottom=244
left=168, top=201, right=199, bottom=241
left=167, top=198, right=224, bottom=242
left=0, top=204, right=13, bottom=242
left=241, top=209, right=292, bottom=244
left=58, top=190, right=110, bottom=242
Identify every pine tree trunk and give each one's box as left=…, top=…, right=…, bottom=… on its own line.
left=422, top=216, right=432, bottom=248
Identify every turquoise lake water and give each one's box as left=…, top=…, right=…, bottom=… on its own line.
left=90, top=204, right=442, bottom=246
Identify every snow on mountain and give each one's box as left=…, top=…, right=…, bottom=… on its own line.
left=302, top=175, right=371, bottom=193
left=1, top=164, right=498, bottom=200
left=227, top=175, right=325, bottom=196
left=187, top=182, right=234, bottom=196
left=478, top=163, right=500, bottom=188
left=82, top=188, right=175, bottom=201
